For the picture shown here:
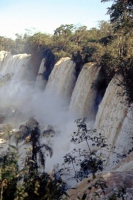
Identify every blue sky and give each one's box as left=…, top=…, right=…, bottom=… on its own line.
left=0, top=0, right=112, bottom=39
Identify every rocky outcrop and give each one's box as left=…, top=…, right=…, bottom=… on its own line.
left=15, top=118, right=39, bottom=143
left=68, top=151, right=133, bottom=199
left=68, top=170, right=133, bottom=199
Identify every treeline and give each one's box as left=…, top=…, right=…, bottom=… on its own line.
left=0, top=22, right=114, bottom=68
left=1, top=0, right=133, bottom=103
left=0, top=21, right=115, bottom=84
left=0, top=22, right=112, bottom=62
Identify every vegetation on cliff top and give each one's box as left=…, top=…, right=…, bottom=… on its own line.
left=1, top=7, right=133, bottom=102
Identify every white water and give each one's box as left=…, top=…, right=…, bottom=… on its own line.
left=0, top=53, right=76, bottom=125
left=0, top=51, right=11, bottom=69
left=46, top=57, right=76, bottom=101
left=95, top=75, right=127, bottom=144
left=0, top=51, right=32, bottom=81
left=35, top=58, right=47, bottom=90
left=95, top=75, right=129, bottom=166
left=0, top=51, right=132, bottom=173
left=0, top=53, right=80, bottom=171
left=69, top=62, right=100, bottom=119
left=112, top=104, right=133, bottom=170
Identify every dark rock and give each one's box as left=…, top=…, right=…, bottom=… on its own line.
left=0, top=115, right=5, bottom=124
left=26, top=117, right=39, bottom=129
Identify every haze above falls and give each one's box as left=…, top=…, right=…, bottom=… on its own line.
left=0, top=51, right=132, bottom=173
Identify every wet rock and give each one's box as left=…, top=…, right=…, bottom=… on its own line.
left=68, top=170, right=133, bottom=199
left=26, top=117, right=39, bottom=129
left=0, top=115, right=5, bottom=124
left=19, top=125, right=30, bottom=137
left=68, top=152, right=133, bottom=200
left=15, top=126, right=30, bottom=143
left=15, top=118, right=39, bottom=143
left=15, top=130, right=24, bottom=142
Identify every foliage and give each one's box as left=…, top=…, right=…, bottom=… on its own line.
left=101, top=0, right=133, bottom=34
left=0, top=22, right=113, bottom=82
left=0, top=146, right=19, bottom=200
left=1, top=16, right=133, bottom=101
left=53, top=118, right=133, bottom=199
left=0, top=37, right=15, bottom=52
left=0, top=119, right=132, bottom=199
left=2, top=124, right=13, bottom=140
left=21, top=126, right=68, bottom=200
left=100, top=0, right=133, bottom=103
left=52, top=118, right=110, bottom=199
left=0, top=126, right=68, bottom=200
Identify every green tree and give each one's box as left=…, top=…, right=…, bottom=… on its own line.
left=54, top=24, right=74, bottom=36
left=100, top=0, right=133, bottom=102
left=101, top=0, right=133, bottom=34
left=25, top=32, right=53, bottom=77
left=0, top=36, right=15, bottom=52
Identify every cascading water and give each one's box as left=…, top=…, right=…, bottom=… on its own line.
left=0, top=51, right=35, bottom=124
left=0, top=54, right=77, bottom=125
left=0, top=51, right=132, bottom=176
left=46, top=57, right=76, bottom=101
left=0, top=51, right=32, bottom=80
left=95, top=75, right=127, bottom=144
left=69, top=62, right=100, bottom=119
left=35, top=58, right=47, bottom=90
left=95, top=75, right=129, bottom=166
left=0, top=53, right=79, bottom=172
left=0, top=51, right=11, bottom=69
left=111, top=104, right=133, bottom=170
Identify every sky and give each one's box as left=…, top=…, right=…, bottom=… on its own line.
left=0, top=0, right=112, bottom=39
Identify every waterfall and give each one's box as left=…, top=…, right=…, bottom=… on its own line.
left=35, top=58, right=47, bottom=90
left=0, top=51, right=32, bottom=81
left=112, top=104, right=133, bottom=167
left=69, top=63, right=100, bottom=119
left=0, top=54, right=79, bottom=172
left=0, top=51, right=12, bottom=70
left=0, top=51, right=35, bottom=124
left=0, top=51, right=133, bottom=174
left=0, top=54, right=77, bottom=125
left=95, top=75, right=127, bottom=144
left=95, top=75, right=128, bottom=165
left=46, top=57, right=76, bottom=100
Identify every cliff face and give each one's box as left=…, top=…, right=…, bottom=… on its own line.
left=68, top=170, right=133, bottom=199
left=67, top=74, right=133, bottom=199
left=68, top=150, right=133, bottom=199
